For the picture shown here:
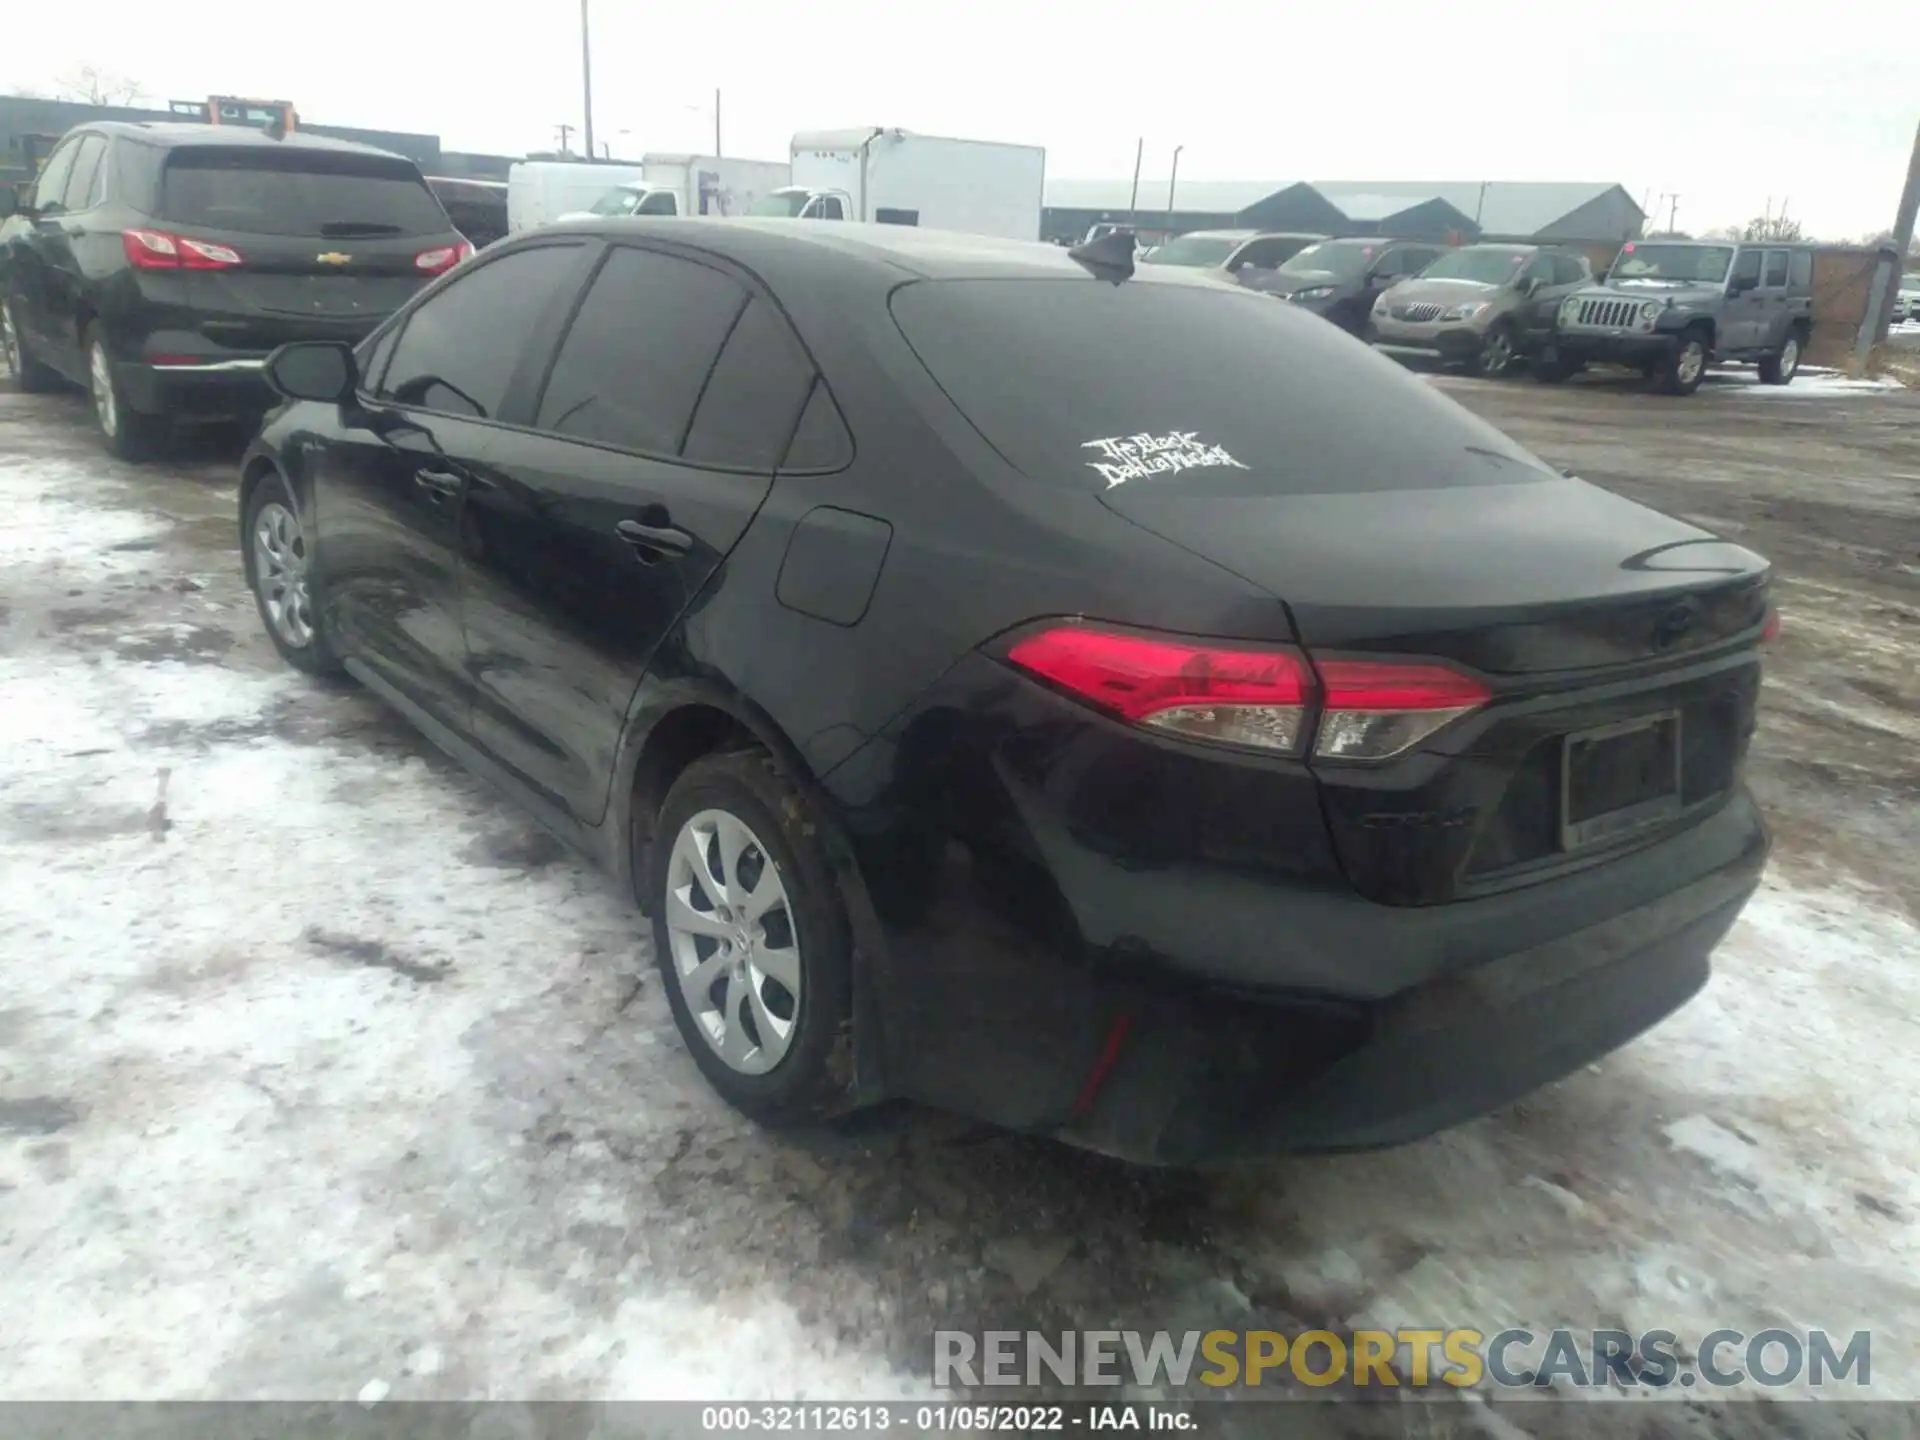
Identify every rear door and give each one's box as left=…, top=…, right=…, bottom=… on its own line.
left=311, top=240, right=589, bottom=733
left=459, top=242, right=814, bottom=823
left=1756, top=247, right=1793, bottom=350
left=1722, top=248, right=1764, bottom=350
left=38, top=134, right=109, bottom=371
left=152, top=146, right=465, bottom=349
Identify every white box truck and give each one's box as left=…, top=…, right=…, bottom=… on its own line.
left=507, top=161, right=647, bottom=232
left=754, top=128, right=1046, bottom=241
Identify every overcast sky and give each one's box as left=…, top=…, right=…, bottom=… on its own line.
left=9, top=0, right=1915, bottom=239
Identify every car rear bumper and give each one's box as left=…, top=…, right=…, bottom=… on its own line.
left=115, top=355, right=273, bottom=420
left=825, top=654, right=1771, bottom=1166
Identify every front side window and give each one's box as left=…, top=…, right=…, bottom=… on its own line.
left=635, top=190, right=678, bottom=216
left=810, top=195, right=846, bottom=221
left=377, top=244, right=582, bottom=418
left=1730, top=250, right=1763, bottom=288
left=534, top=246, right=747, bottom=455
left=587, top=187, right=641, bottom=217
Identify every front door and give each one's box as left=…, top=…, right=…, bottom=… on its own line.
left=310, top=240, right=588, bottom=732
left=460, top=243, right=816, bottom=824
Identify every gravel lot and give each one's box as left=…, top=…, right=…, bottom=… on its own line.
left=2, top=363, right=1916, bottom=1417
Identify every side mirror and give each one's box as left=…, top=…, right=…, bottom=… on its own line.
left=264, top=341, right=357, bottom=404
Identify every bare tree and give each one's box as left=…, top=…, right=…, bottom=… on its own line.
left=54, top=65, right=144, bottom=106
left=1743, top=213, right=1804, bottom=242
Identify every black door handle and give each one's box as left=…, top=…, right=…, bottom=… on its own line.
left=615, top=518, right=694, bottom=560
left=415, top=467, right=465, bottom=497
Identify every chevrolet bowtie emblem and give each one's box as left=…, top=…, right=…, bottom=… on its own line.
left=315, top=252, right=352, bottom=265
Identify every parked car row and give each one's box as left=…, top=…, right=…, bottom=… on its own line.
left=225, top=214, right=1774, bottom=1163
left=1135, top=224, right=1819, bottom=395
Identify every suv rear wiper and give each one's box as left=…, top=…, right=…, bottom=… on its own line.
left=319, top=221, right=405, bottom=237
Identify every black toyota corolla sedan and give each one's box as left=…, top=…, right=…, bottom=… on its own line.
left=237, top=218, right=1774, bottom=1166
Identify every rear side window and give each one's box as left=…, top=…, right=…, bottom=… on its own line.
left=1763, top=250, right=1790, bottom=288
left=891, top=278, right=1548, bottom=496
left=378, top=244, right=582, bottom=419
left=534, top=246, right=746, bottom=456
left=29, top=140, right=80, bottom=213
left=682, top=298, right=816, bottom=469
left=1789, top=251, right=1813, bottom=287
left=159, top=150, right=453, bottom=239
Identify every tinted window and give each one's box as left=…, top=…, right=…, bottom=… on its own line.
left=1730, top=250, right=1763, bottom=286
left=782, top=380, right=854, bottom=471
left=1764, top=250, right=1790, bottom=287
left=892, top=278, right=1545, bottom=496
left=682, top=298, right=816, bottom=469
left=159, top=150, right=452, bottom=238
left=636, top=190, right=677, bottom=216
left=355, top=321, right=402, bottom=394
left=379, top=244, right=582, bottom=418
left=62, top=136, right=107, bottom=211
left=30, top=140, right=81, bottom=213
left=1789, top=251, right=1813, bottom=287
left=534, top=246, right=746, bottom=455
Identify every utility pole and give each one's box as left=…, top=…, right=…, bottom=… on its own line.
left=1474, top=180, right=1489, bottom=227
left=1127, top=137, right=1144, bottom=224
left=555, top=122, right=575, bottom=155
left=1667, top=194, right=1679, bottom=234
left=580, top=0, right=596, bottom=164
left=1166, top=145, right=1184, bottom=227
left=714, top=88, right=722, bottom=157
left=1860, top=118, right=1920, bottom=360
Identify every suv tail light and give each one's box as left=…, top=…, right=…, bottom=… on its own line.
left=1760, top=605, right=1780, bottom=645
left=122, top=229, right=243, bottom=270
left=1005, top=624, right=1491, bottom=762
left=414, top=241, right=474, bottom=275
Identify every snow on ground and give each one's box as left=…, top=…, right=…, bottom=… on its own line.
left=1, top=400, right=1917, bottom=1415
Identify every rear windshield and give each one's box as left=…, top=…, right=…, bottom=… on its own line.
left=160, top=151, right=451, bottom=238
left=890, top=278, right=1549, bottom=496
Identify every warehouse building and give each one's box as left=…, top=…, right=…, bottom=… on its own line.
left=1042, top=178, right=1646, bottom=248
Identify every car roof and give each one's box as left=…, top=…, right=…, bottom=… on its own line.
left=72, top=120, right=409, bottom=161
left=1171, top=229, right=1262, bottom=242
left=522, top=217, right=1240, bottom=287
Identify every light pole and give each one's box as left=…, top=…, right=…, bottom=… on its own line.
left=1166, top=145, right=1184, bottom=227
left=580, top=0, right=596, bottom=163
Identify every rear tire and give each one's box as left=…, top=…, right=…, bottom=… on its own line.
left=85, top=326, right=168, bottom=461
left=2, top=296, right=61, bottom=394
left=646, top=748, right=855, bottom=1126
left=1652, top=330, right=1710, bottom=396
left=1758, top=329, right=1803, bottom=385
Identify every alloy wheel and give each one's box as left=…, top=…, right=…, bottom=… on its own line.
left=252, top=501, right=315, bottom=648
left=1676, top=340, right=1706, bottom=388
left=663, top=808, right=801, bottom=1076
left=1477, top=329, right=1514, bottom=376
left=89, top=341, right=118, bottom=438
left=1778, top=336, right=1800, bottom=379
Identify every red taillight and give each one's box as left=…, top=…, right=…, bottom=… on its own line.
left=1760, top=606, right=1781, bottom=645
left=414, top=241, right=474, bottom=275
left=1312, top=659, right=1492, bottom=762
left=122, top=229, right=242, bottom=270
left=1007, top=626, right=1314, bottom=754
left=1004, top=624, right=1491, bottom=762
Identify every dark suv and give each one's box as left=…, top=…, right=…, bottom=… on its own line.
left=1249, top=237, right=1449, bottom=333
left=0, top=122, right=470, bottom=458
